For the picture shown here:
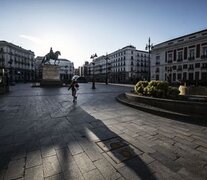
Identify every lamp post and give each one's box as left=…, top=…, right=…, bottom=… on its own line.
left=145, top=37, right=153, bottom=81
left=8, top=59, right=13, bottom=85
left=104, top=54, right=110, bottom=85
left=90, top=53, right=97, bottom=89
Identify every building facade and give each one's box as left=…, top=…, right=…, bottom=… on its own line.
left=151, top=29, right=207, bottom=85
left=0, top=41, right=35, bottom=83
left=83, top=45, right=149, bottom=84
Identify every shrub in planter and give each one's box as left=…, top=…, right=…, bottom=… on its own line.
left=145, top=80, right=169, bottom=98
left=134, top=81, right=149, bottom=95
left=168, top=86, right=180, bottom=97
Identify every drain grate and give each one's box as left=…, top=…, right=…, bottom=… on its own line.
left=96, top=137, right=140, bottom=164
left=97, top=137, right=128, bottom=152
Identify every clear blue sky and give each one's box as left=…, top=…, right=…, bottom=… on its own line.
left=1, top=0, right=207, bottom=68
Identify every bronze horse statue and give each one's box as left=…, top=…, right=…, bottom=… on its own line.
left=42, top=48, right=61, bottom=65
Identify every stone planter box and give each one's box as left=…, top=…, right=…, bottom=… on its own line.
left=125, top=93, right=207, bottom=117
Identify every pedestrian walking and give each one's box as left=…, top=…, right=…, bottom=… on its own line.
left=68, top=80, right=79, bottom=102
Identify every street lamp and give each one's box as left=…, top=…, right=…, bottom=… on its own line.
left=90, top=53, right=97, bottom=89
left=104, top=54, right=110, bottom=85
left=145, top=37, right=153, bottom=81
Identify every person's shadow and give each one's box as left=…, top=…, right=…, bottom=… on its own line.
left=0, top=97, right=157, bottom=180
left=65, top=103, right=157, bottom=180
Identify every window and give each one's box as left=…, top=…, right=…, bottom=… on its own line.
left=195, top=63, right=200, bottom=68
left=131, top=56, right=133, bottom=60
left=188, top=73, right=194, bottom=80
left=203, top=46, right=207, bottom=55
left=177, top=73, right=182, bottom=80
left=177, top=51, right=183, bottom=61
left=183, top=64, right=188, bottom=69
left=183, top=72, right=187, bottom=80
left=168, top=53, right=172, bottom=61
left=201, top=72, right=207, bottom=80
left=189, top=64, right=194, bottom=69
left=195, top=72, right=199, bottom=80
left=189, top=48, right=195, bottom=59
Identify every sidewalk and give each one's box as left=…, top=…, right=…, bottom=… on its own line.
left=0, top=83, right=207, bottom=180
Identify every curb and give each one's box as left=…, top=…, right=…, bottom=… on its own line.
left=116, top=93, right=207, bottom=126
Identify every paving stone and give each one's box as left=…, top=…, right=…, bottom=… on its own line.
left=151, top=144, right=179, bottom=161
left=94, top=158, right=121, bottom=180
left=119, top=134, right=154, bottom=154
left=61, top=160, right=84, bottom=179
left=0, top=169, right=6, bottom=180
left=117, top=157, right=155, bottom=180
left=45, top=173, right=65, bottom=180
left=196, top=146, right=207, bottom=153
left=107, top=145, right=140, bottom=164
left=73, top=152, right=96, bottom=174
left=149, top=151, right=182, bottom=172
left=176, top=157, right=207, bottom=180
left=148, top=160, right=183, bottom=180
left=63, top=133, right=84, bottom=155
left=194, top=140, right=207, bottom=148
left=97, top=137, right=128, bottom=152
left=25, top=165, right=44, bottom=180
left=139, top=153, right=155, bottom=165
left=83, top=169, right=105, bottom=180
left=43, top=155, right=62, bottom=178
left=26, top=150, right=42, bottom=168
left=4, top=158, right=25, bottom=180
left=75, top=135, right=103, bottom=162
left=51, top=135, right=67, bottom=150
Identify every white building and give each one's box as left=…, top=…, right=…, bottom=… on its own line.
left=151, top=29, right=207, bottom=85
left=0, top=41, right=35, bottom=82
left=58, top=59, right=74, bottom=81
left=85, top=45, right=149, bottom=83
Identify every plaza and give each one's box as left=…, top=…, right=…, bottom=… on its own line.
left=0, top=83, right=207, bottom=180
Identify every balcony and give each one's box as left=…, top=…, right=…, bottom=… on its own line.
left=167, top=60, right=172, bottom=63
left=201, top=66, right=207, bottom=69
left=188, top=68, right=194, bottom=71
left=177, top=68, right=182, bottom=71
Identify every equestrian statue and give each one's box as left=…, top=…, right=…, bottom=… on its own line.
left=42, top=47, right=61, bottom=65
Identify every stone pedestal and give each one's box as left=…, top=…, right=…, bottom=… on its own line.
left=40, top=64, right=62, bottom=86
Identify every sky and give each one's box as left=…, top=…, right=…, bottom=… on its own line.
left=1, top=0, right=207, bottom=68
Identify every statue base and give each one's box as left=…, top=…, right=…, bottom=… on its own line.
left=40, top=79, right=62, bottom=87
left=40, top=64, right=62, bottom=87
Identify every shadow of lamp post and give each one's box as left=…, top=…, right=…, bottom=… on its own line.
left=104, top=54, right=110, bottom=85
left=90, top=53, right=97, bottom=89
left=145, top=37, right=153, bottom=81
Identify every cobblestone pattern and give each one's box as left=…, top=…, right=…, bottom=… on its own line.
left=0, top=83, right=207, bottom=180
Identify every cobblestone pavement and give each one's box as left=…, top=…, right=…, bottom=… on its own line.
left=0, top=83, right=207, bottom=180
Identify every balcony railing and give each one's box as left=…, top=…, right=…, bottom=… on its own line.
left=201, top=66, right=207, bottom=69
left=167, top=60, right=172, bottom=63
left=155, top=62, right=160, bottom=65
left=177, top=68, right=182, bottom=71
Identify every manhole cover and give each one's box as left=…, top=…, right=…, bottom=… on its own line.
left=107, top=146, right=137, bottom=164
left=97, top=137, right=128, bottom=152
